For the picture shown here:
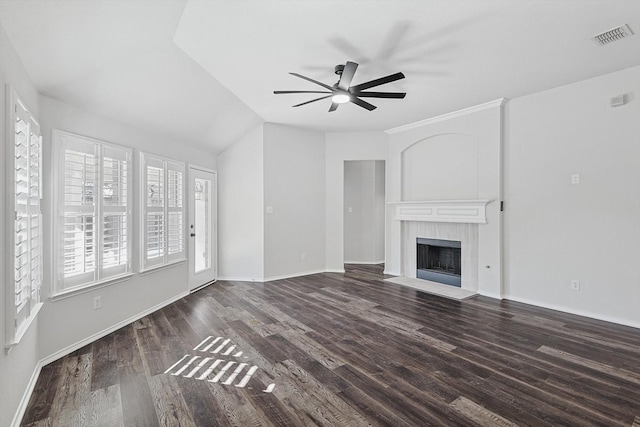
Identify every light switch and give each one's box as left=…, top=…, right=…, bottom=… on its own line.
left=266, top=206, right=274, bottom=214
left=347, top=207, right=353, bottom=213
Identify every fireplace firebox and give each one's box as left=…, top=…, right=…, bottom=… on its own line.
left=417, top=238, right=462, bottom=287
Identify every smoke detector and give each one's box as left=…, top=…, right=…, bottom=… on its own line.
left=591, top=24, right=634, bottom=46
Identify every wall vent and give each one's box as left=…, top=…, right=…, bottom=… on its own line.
left=591, top=24, right=634, bottom=46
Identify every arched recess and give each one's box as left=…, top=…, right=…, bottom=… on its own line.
left=401, top=133, right=479, bottom=201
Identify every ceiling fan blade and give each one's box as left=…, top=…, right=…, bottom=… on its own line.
left=350, top=97, right=377, bottom=111
left=292, top=95, right=332, bottom=107
left=289, top=73, right=334, bottom=91
left=328, top=102, right=339, bottom=112
left=355, top=92, right=406, bottom=99
left=274, top=90, right=331, bottom=94
left=338, top=61, right=358, bottom=91
left=350, top=72, right=405, bottom=92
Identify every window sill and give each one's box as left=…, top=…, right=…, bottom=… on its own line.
left=50, top=273, right=135, bottom=302
left=139, top=258, right=185, bottom=275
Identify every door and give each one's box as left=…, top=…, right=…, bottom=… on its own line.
left=188, top=166, right=217, bottom=291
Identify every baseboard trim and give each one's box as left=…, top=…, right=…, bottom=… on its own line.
left=12, top=291, right=190, bottom=427
left=477, top=290, right=503, bottom=300
left=190, top=279, right=217, bottom=293
left=503, top=295, right=640, bottom=330
left=10, top=361, right=43, bottom=427
left=324, top=269, right=346, bottom=274
left=218, top=276, right=263, bottom=282
left=383, top=270, right=400, bottom=276
left=219, top=270, right=339, bottom=283
left=263, top=270, right=326, bottom=282
left=344, top=261, right=385, bottom=265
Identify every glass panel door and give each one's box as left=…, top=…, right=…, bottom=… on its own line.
left=188, top=166, right=217, bottom=291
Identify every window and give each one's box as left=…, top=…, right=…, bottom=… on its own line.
left=5, top=87, right=42, bottom=349
left=53, top=130, right=132, bottom=296
left=140, top=153, right=185, bottom=271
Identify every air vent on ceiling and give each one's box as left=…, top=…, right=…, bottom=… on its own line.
left=591, top=24, right=634, bottom=46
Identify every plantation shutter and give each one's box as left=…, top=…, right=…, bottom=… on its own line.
left=62, top=136, right=98, bottom=288
left=13, top=102, right=42, bottom=338
left=55, top=131, right=132, bottom=294
left=167, top=162, right=184, bottom=261
left=102, top=146, right=130, bottom=278
left=144, top=155, right=165, bottom=268
left=8, top=91, right=42, bottom=346
left=141, top=153, right=185, bottom=270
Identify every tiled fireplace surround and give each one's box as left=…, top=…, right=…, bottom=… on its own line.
left=403, top=221, right=478, bottom=291
left=392, top=200, right=488, bottom=292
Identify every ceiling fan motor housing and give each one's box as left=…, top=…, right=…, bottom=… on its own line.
left=334, top=64, right=345, bottom=75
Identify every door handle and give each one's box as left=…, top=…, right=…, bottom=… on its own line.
left=190, top=233, right=196, bottom=237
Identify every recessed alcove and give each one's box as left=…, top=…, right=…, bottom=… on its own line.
left=402, top=133, right=479, bottom=201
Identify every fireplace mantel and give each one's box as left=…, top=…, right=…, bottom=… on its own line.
left=389, top=200, right=491, bottom=224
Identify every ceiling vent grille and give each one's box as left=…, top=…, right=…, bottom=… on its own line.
left=591, top=24, right=634, bottom=46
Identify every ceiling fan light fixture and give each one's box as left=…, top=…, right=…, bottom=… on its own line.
left=331, top=92, right=350, bottom=104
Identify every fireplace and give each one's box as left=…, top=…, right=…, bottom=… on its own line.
left=417, top=238, right=462, bottom=287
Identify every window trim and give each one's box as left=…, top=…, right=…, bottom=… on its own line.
left=51, top=130, right=133, bottom=298
left=140, top=152, right=186, bottom=272
left=49, top=272, right=134, bottom=302
left=5, top=85, right=43, bottom=351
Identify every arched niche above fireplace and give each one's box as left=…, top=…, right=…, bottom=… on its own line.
left=401, top=133, right=479, bottom=201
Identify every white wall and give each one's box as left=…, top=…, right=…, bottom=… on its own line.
left=0, top=23, right=42, bottom=427
left=374, top=160, right=385, bottom=263
left=504, top=65, right=640, bottom=327
left=263, top=123, right=325, bottom=280
left=344, top=160, right=385, bottom=263
left=217, top=124, right=265, bottom=280
left=325, top=132, right=388, bottom=272
left=218, top=123, right=326, bottom=282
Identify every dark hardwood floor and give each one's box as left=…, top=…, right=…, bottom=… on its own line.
left=22, top=264, right=640, bottom=426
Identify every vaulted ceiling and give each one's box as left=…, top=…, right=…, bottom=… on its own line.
left=2, top=0, right=639, bottom=154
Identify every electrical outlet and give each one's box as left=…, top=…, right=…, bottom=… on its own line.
left=93, top=296, right=102, bottom=310
left=301, top=252, right=306, bottom=260
left=570, top=280, right=580, bottom=291
left=571, top=174, right=580, bottom=184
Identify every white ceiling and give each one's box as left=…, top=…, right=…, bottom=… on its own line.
left=2, top=1, right=640, bottom=154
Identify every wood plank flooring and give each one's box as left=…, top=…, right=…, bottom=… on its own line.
left=21, top=264, right=640, bottom=426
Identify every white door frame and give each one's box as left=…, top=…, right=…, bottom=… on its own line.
left=188, top=164, right=217, bottom=291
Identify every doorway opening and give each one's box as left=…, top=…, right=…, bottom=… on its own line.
left=343, top=160, right=385, bottom=267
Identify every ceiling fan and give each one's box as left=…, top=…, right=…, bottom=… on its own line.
left=274, top=61, right=406, bottom=112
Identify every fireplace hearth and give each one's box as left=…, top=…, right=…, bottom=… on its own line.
left=417, top=238, right=461, bottom=287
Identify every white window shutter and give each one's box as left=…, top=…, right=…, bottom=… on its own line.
left=141, top=153, right=185, bottom=270
left=61, top=139, right=98, bottom=288
left=167, top=162, right=184, bottom=260
left=7, top=88, right=42, bottom=348
left=53, top=131, right=132, bottom=295
left=102, top=148, right=130, bottom=277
